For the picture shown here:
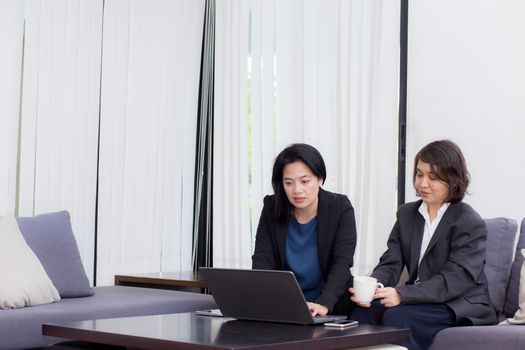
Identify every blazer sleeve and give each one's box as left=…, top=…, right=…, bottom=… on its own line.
left=396, top=211, right=488, bottom=304
left=370, top=219, right=406, bottom=287
left=251, top=196, right=279, bottom=270
left=315, top=195, right=357, bottom=311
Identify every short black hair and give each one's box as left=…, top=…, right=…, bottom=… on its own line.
left=271, top=143, right=326, bottom=223
left=413, top=140, right=470, bottom=204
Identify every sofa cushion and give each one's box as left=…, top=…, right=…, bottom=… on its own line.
left=0, top=216, right=60, bottom=309
left=504, top=249, right=525, bottom=324
left=16, top=211, right=94, bottom=298
left=483, top=217, right=518, bottom=316
left=504, top=218, right=525, bottom=317
left=429, top=324, right=525, bottom=350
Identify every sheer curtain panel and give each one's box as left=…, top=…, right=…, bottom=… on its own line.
left=0, top=1, right=24, bottom=216
left=214, top=0, right=400, bottom=274
left=213, top=0, right=251, bottom=268
left=96, top=0, right=204, bottom=285
left=17, top=0, right=104, bottom=283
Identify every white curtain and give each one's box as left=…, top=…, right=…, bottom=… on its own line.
left=0, top=0, right=204, bottom=286
left=96, top=0, right=204, bottom=285
left=213, top=1, right=251, bottom=268
left=16, top=0, right=104, bottom=282
left=214, top=0, right=400, bottom=274
left=0, top=1, right=24, bottom=216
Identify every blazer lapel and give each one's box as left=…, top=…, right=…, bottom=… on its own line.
left=316, top=189, right=331, bottom=276
left=420, top=204, right=458, bottom=263
left=408, top=213, right=425, bottom=282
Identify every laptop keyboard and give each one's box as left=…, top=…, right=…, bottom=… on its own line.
left=313, top=315, right=347, bottom=324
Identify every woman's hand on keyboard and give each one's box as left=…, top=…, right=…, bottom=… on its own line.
left=307, top=302, right=329, bottom=316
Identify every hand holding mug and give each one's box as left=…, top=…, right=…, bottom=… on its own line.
left=375, top=287, right=401, bottom=308
left=349, top=276, right=384, bottom=306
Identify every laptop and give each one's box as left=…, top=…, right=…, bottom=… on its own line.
left=199, top=267, right=347, bottom=325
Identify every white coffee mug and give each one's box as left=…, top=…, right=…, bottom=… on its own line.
left=353, top=276, right=384, bottom=304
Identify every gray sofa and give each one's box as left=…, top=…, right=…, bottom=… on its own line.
left=0, top=286, right=216, bottom=350
left=0, top=211, right=216, bottom=350
left=430, top=217, right=525, bottom=350
left=3, top=211, right=523, bottom=350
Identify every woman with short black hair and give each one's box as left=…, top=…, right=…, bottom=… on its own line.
left=412, top=139, right=470, bottom=204
left=350, top=140, right=497, bottom=350
left=252, top=143, right=357, bottom=316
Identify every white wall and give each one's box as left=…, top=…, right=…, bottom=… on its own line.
left=406, top=0, right=525, bottom=224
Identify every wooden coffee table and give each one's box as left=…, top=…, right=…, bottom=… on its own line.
left=114, top=271, right=206, bottom=292
left=43, top=312, right=408, bottom=350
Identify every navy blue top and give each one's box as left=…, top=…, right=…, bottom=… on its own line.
left=285, top=216, right=324, bottom=301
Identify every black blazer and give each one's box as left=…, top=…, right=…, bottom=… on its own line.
left=371, top=200, right=497, bottom=325
left=252, top=188, right=357, bottom=311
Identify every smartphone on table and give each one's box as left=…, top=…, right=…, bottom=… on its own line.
left=323, top=319, right=359, bottom=329
left=195, top=309, right=224, bottom=317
